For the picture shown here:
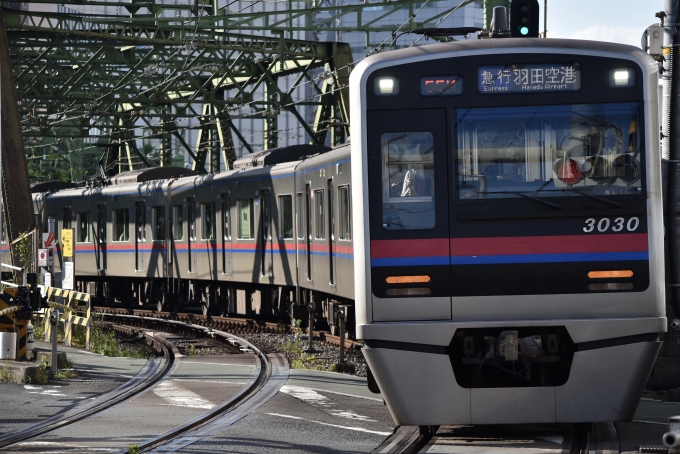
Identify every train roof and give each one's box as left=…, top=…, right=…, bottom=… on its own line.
left=30, top=181, right=78, bottom=193
left=232, top=144, right=331, bottom=170
left=107, top=166, right=198, bottom=185
left=353, top=38, right=655, bottom=75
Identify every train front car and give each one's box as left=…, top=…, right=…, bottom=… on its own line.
left=351, top=39, right=664, bottom=425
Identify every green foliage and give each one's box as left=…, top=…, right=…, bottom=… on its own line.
left=283, top=336, right=336, bottom=372
left=34, top=359, right=49, bottom=385
left=32, top=316, right=45, bottom=340
left=26, top=139, right=100, bottom=183
left=187, top=344, right=197, bottom=356
left=12, top=231, right=35, bottom=273
left=88, top=312, right=151, bottom=359
left=127, top=444, right=140, bottom=454
left=0, top=365, right=12, bottom=382
left=55, top=359, right=77, bottom=379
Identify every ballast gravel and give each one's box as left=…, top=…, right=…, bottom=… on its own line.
left=241, top=333, right=367, bottom=377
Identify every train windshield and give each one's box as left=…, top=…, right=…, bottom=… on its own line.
left=455, top=102, right=643, bottom=200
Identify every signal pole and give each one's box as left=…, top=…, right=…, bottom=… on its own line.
left=543, top=0, right=547, bottom=37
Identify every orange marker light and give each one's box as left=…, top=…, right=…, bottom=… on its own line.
left=386, top=275, right=431, bottom=284
left=587, top=270, right=634, bottom=279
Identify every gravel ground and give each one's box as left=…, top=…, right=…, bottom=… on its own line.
left=242, top=333, right=367, bottom=377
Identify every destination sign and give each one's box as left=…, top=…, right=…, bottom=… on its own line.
left=420, top=75, right=463, bottom=96
left=478, top=63, right=581, bottom=94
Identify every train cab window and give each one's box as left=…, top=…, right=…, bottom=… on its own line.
left=152, top=206, right=166, bottom=241
left=338, top=186, right=351, bottom=240
left=296, top=193, right=304, bottom=239
left=278, top=195, right=293, bottom=239
left=381, top=132, right=435, bottom=229
left=455, top=102, right=644, bottom=200
left=63, top=207, right=71, bottom=229
left=173, top=205, right=184, bottom=240
left=202, top=202, right=215, bottom=240
left=113, top=209, right=129, bottom=242
left=315, top=190, right=324, bottom=239
left=238, top=199, right=254, bottom=239
left=77, top=212, right=91, bottom=243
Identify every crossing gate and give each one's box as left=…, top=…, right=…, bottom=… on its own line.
left=39, top=287, right=92, bottom=351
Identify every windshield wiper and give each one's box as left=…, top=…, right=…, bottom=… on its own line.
left=479, top=191, right=563, bottom=209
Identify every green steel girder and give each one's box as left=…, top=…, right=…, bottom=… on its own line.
left=5, top=0, right=478, bottom=179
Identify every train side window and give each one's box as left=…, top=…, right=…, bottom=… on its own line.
left=238, top=199, right=254, bottom=239
left=153, top=206, right=166, bottom=241
left=173, top=205, right=184, bottom=240
left=113, top=209, right=129, bottom=242
left=221, top=196, right=230, bottom=240
left=338, top=186, right=351, bottom=240
left=296, top=193, right=304, bottom=239
left=63, top=207, right=71, bottom=229
left=77, top=212, right=91, bottom=243
left=381, top=132, right=435, bottom=230
left=315, top=190, right=324, bottom=239
left=202, top=202, right=215, bottom=240
left=279, top=195, right=293, bottom=239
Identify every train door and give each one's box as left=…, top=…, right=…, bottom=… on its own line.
left=187, top=198, right=196, bottom=272
left=305, top=183, right=312, bottom=281
left=260, top=189, right=272, bottom=277
left=135, top=202, right=146, bottom=271
left=367, top=109, right=451, bottom=321
left=328, top=179, right=335, bottom=285
left=96, top=205, right=107, bottom=273
left=221, top=193, right=231, bottom=275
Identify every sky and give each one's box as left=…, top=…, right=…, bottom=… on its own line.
left=544, top=0, right=661, bottom=47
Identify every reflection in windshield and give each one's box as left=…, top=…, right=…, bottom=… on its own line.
left=455, top=103, right=643, bottom=200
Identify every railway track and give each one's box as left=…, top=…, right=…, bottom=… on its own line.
left=0, top=315, right=290, bottom=453
left=0, top=330, right=172, bottom=449
left=373, top=422, right=620, bottom=454
left=97, top=306, right=362, bottom=349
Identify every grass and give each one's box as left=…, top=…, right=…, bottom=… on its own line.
left=34, top=359, right=49, bottom=384
left=55, top=359, right=77, bottom=379
left=127, top=444, right=140, bottom=454
left=283, top=336, right=337, bottom=372
left=187, top=344, right=197, bottom=356
left=0, top=365, right=12, bottom=382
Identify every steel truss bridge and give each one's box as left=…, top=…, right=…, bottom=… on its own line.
left=2, top=0, right=477, bottom=178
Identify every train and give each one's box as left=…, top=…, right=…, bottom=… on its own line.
left=26, top=37, right=663, bottom=426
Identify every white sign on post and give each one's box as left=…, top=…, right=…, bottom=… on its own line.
left=63, top=262, right=74, bottom=290
left=38, top=249, right=47, bottom=267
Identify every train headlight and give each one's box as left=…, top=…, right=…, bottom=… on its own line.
left=609, top=68, right=635, bottom=88
left=375, top=76, right=399, bottom=96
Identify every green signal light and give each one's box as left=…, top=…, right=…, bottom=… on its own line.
left=520, top=26, right=529, bottom=35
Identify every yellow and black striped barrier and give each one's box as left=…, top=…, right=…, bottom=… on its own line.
left=39, top=287, right=93, bottom=351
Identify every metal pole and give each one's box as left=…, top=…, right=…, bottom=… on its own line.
left=50, top=309, right=58, bottom=375
left=663, top=0, right=678, bottom=159
left=543, top=0, right=547, bottom=38
left=307, top=301, right=314, bottom=352
left=339, top=307, right=345, bottom=365
left=48, top=218, right=55, bottom=277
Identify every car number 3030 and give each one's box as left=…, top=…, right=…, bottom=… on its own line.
left=583, top=217, right=640, bottom=233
